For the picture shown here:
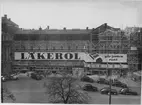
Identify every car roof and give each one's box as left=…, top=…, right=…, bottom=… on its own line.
left=85, top=84, right=92, bottom=86
left=101, top=87, right=110, bottom=90
left=124, top=88, right=132, bottom=91
left=99, top=78, right=105, bottom=79
left=111, top=89, right=117, bottom=91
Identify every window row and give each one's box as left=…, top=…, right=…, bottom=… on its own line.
left=13, top=46, right=90, bottom=51
left=94, top=50, right=128, bottom=54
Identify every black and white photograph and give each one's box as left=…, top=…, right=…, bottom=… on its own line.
left=1, top=0, right=142, bottom=104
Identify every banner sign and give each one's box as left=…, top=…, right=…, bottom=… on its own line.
left=83, top=53, right=127, bottom=63
left=14, top=52, right=127, bottom=63
left=15, top=52, right=80, bottom=60
left=101, top=54, right=127, bottom=63
left=84, top=63, right=128, bottom=68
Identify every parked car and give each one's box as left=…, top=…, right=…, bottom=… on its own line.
left=100, top=87, right=110, bottom=92
left=132, top=71, right=141, bottom=82
left=112, top=81, right=128, bottom=88
left=83, top=84, right=98, bottom=92
left=119, top=88, right=138, bottom=95
left=1, top=74, right=19, bottom=81
left=100, top=87, right=118, bottom=95
left=10, top=74, right=19, bottom=80
left=31, top=73, right=43, bottom=80
left=86, top=72, right=92, bottom=75
left=1, top=75, right=6, bottom=82
left=131, top=76, right=141, bottom=82
left=81, top=76, right=94, bottom=83
left=20, top=70, right=27, bottom=73
left=96, top=78, right=109, bottom=85
left=27, top=71, right=35, bottom=77
left=112, top=79, right=120, bottom=83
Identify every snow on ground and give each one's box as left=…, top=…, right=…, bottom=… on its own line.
left=88, top=74, right=141, bottom=88
left=3, top=76, right=141, bottom=104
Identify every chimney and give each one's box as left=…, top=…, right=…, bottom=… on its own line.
left=104, top=23, right=107, bottom=28
left=4, top=14, right=7, bottom=19
left=47, top=26, right=50, bottom=29
left=86, top=27, right=89, bottom=30
left=39, top=27, right=42, bottom=30
left=63, top=27, right=66, bottom=30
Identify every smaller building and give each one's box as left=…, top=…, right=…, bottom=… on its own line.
left=1, top=14, right=19, bottom=74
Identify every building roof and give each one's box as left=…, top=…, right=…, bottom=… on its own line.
left=92, top=23, right=120, bottom=34
left=2, top=15, right=19, bottom=27
left=14, top=29, right=92, bottom=40
left=15, top=28, right=92, bottom=35
left=14, top=23, right=120, bottom=40
left=15, top=23, right=120, bottom=35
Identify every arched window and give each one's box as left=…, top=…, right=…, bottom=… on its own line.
left=22, top=45, right=25, bottom=50
left=46, top=47, right=48, bottom=50
left=76, top=46, right=78, bottom=50
left=53, top=46, right=55, bottom=50
left=68, top=46, right=70, bottom=50
left=61, top=46, right=63, bottom=50
left=96, top=58, right=102, bottom=63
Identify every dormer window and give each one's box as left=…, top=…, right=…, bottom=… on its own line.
left=68, top=46, right=70, bottom=50
left=53, top=47, right=55, bottom=50
left=76, top=46, right=78, bottom=50
left=61, top=46, right=63, bottom=50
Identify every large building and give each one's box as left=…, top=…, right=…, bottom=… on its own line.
left=12, top=27, right=92, bottom=75
left=2, top=15, right=141, bottom=77
left=2, top=14, right=19, bottom=74
left=84, top=24, right=128, bottom=75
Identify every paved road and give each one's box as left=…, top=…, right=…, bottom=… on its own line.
left=3, top=76, right=141, bottom=104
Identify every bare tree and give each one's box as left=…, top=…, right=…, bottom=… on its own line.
left=43, top=75, right=90, bottom=104
left=2, top=86, right=16, bottom=102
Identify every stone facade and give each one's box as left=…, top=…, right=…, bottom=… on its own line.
left=1, top=15, right=19, bottom=74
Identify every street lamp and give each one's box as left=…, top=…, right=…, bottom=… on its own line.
left=108, top=68, right=112, bottom=105
left=1, top=82, right=3, bottom=103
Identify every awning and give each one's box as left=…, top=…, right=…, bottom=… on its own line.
left=84, top=63, right=128, bottom=68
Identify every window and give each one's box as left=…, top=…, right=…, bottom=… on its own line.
left=21, top=45, right=25, bottom=50
left=76, top=46, right=78, bottom=50
left=61, top=46, right=63, bottom=50
left=30, top=46, right=33, bottom=50
left=68, top=46, right=70, bottom=50
left=108, top=36, right=113, bottom=40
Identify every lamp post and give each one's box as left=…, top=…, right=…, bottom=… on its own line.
left=109, top=68, right=112, bottom=105
left=1, top=82, right=3, bottom=103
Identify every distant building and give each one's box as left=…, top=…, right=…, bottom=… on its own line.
left=124, top=27, right=142, bottom=72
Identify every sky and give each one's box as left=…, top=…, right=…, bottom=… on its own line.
left=1, top=0, right=142, bottom=29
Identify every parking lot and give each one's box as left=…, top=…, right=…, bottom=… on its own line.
left=3, top=75, right=141, bottom=104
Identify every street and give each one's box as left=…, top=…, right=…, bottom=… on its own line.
left=3, top=76, right=141, bottom=104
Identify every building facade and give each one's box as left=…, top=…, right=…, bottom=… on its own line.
left=1, top=15, right=19, bottom=74
left=124, top=27, right=142, bottom=72
left=2, top=15, right=141, bottom=76
left=12, top=28, right=93, bottom=76
left=84, top=24, right=129, bottom=75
